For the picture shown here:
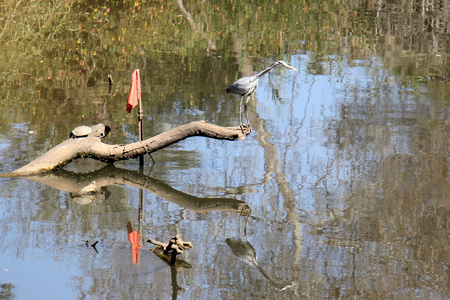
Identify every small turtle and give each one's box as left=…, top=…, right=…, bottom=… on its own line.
left=69, top=125, right=92, bottom=139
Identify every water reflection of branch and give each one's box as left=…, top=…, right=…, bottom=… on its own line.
left=252, top=103, right=304, bottom=264
left=176, top=0, right=217, bottom=52
left=22, top=165, right=250, bottom=215
left=289, top=74, right=314, bottom=141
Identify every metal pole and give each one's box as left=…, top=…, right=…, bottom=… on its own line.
left=138, top=98, right=144, bottom=167
left=137, top=76, right=155, bottom=166
left=138, top=98, right=144, bottom=245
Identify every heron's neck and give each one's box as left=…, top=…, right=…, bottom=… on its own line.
left=254, top=62, right=278, bottom=79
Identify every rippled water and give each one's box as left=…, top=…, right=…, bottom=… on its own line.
left=0, top=1, right=448, bottom=299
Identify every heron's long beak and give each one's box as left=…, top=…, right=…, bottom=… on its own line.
left=284, top=65, right=298, bottom=71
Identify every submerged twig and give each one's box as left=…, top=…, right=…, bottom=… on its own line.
left=148, top=235, right=192, bottom=265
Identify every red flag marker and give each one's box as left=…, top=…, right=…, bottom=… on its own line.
left=126, top=69, right=141, bottom=113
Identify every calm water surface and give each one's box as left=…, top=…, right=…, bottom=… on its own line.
left=0, top=1, right=448, bottom=299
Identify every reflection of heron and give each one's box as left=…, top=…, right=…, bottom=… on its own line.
left=225, top=238, right=295, bottom=291
left=226, top=61, right=297, bottom=127
left=225, top=212, right=295, bottom=291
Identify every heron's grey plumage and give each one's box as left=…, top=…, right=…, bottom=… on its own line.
left=226, top=61, right=297, bottom=126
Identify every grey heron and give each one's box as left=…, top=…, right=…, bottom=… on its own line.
left=226, top=60, right=297, bottom=127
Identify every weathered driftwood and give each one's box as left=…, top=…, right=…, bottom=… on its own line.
left=2, top=121, right=250, bottom=177
left=148, top=234, right=193, bottom=265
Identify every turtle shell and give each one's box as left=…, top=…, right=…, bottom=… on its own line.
left=70, top=125, right=92, bottom=138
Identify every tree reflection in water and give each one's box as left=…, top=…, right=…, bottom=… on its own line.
left=0, top=0, right=448, bottom=298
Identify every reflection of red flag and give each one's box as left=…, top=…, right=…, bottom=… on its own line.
left=126, top=222, right=142, bottom=265
left=126, top=69, right=141, bottom=113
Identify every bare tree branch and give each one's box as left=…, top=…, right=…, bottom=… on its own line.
left=2, top=121, right=249, bottom=176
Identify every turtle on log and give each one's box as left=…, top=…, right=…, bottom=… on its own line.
left=69, top=124, right=111, bottom=139
left=69, top=126, right=92, bottom=138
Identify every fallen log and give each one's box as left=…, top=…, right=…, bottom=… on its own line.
left=1, top=121, right=250, bottom=177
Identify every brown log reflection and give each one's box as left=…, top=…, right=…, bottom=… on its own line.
left=21, top=164, right=251, bottom=215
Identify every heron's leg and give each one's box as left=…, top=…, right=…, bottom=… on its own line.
left=239, top=96, right=244, bottom=125
left=244, top=96, right=251, bottom=127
